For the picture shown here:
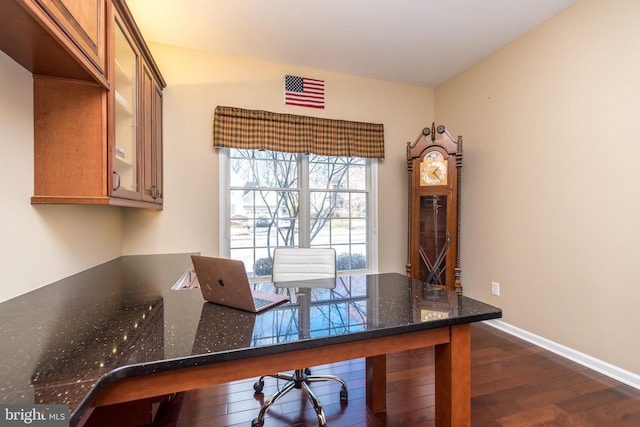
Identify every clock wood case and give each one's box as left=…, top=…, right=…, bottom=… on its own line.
left=406, top=123, right=463, bottom=293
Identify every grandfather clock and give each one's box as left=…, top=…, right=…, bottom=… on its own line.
left=406, top=123, right=463, bottom=293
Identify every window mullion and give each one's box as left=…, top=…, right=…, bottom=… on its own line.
left=299, top=154, right=310, bottom=247
left=219, top=148, right=230, bottom=257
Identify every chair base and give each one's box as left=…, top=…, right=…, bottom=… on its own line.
left=252, top=368, right=348, bottom=427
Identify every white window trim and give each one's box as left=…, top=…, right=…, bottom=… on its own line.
left=218, top=148, right=379, bottom=273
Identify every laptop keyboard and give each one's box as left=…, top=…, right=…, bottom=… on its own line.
left=253, top=297, right=271, bottom=309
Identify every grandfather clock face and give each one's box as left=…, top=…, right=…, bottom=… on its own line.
left=420, top=151, right=447, bottom=186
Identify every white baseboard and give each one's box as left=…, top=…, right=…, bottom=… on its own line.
left=483, top=319, right=640, bottom=391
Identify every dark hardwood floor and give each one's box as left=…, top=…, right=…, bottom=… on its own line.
left=152, top=323, right=640, bottom=426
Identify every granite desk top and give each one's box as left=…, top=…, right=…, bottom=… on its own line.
left=0, top=254, right=501, bottom=425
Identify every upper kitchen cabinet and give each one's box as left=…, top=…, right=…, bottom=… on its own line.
left=0, top=0, right=108, bottom=87
left=140, top=65, right=164, bottom=204
left=110, top=3, right=164, bottom=206
left=28, top=0, right=166, bottom=209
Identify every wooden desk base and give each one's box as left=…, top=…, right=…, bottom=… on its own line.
left=79, top=324, right=471, bottom=427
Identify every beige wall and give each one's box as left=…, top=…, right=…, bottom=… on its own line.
left=0, top=51, right=123, bottom=303
left=121, top=44, right=435, bottom=276
left=436, top=0, right=640, bottom=374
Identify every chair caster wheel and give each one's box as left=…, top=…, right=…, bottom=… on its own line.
left=304, top=367, right=312, bottom=375
left=253, top=380, right=264, bottom=394
left=251, top=418, right=264, bottom=427
left=340, top=386, right=348, bottom=401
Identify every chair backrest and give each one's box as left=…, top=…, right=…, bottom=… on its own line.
left=272, top=247, right=336, bottom=283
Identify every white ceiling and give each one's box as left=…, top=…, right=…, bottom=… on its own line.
left=127, top=0, right=576, bottom=87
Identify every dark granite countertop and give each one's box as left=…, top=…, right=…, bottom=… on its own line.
left=0, top=254, right=501, bottom=426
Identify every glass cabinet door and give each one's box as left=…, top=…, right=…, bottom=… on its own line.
left=113, top=19, right=138, bottom=194
left=418, top=195, right=448, bottom=285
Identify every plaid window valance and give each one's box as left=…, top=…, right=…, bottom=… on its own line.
left=213, top=106, right=384, bottom=158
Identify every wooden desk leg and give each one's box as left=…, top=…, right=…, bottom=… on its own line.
left=434, top=324, right=471, bottom=427
left=366, top=354, right=387, bottom=413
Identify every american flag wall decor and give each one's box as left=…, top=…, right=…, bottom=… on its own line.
left=284, top=75, right=325, bottom=109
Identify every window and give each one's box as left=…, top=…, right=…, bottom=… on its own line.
left=220, top=148, right=377, bottom=279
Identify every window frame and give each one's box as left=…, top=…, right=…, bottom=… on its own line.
left=218, top=148, right=379, bottom=279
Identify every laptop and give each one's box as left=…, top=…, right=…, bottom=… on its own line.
left=190, top=255, right=289, bottom=313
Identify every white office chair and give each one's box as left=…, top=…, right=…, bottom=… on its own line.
left=252, top=247, right=348, bottom=427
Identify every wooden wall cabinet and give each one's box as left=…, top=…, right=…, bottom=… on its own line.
left=0, top=0, right=166, bottom=209
left=0, top=0, right=108, bottom=87
left=108, top=4, right=164, bottom=207
left=143, top=71, right=164, bottom=204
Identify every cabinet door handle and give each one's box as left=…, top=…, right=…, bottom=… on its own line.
left=152, top=185, right=161, bottom=199
left=113, top=171, right=121, bottom=191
